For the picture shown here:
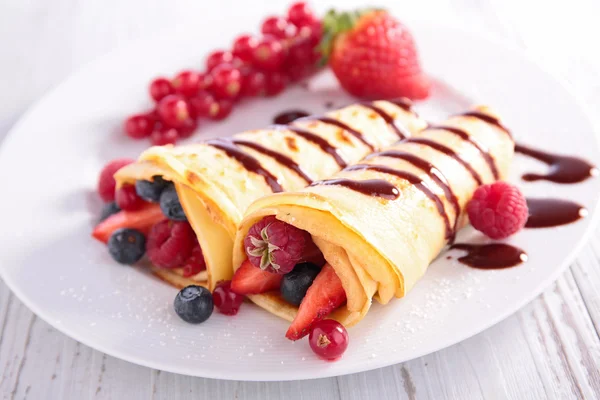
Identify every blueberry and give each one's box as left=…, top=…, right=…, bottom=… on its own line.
left=99, top=202, right=120, bottom=222
left=280, top=262, right=321, bottom=306
left=160, top=184, right=187, bottom=221
left=107, top=228, right=146, bottom=265
left=135, top=176, right=169, bottom=202
left=174, top=285, right=214, bottom=323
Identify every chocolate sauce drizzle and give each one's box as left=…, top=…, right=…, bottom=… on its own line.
left=311, top=178, right=400, bottom=200
left=208, top=102, right=418, bottom=196
left=450, top=243, right=527, bottom=269
left=515, top=143, right=597, bottom=184
left=426, top=125, right=499, bottom=180
left=347, top=164, right=452, bottom=240
left=405, top=138, right=484, bottom=185
left=304, top=116, right=375, bottom=151
left=278, top=125, right=347, bottom=168
left=205, top=139, right=283, bottom=192
left=366, top=150, right=461, bottom=232
left=458, top=111, right=511, bottom=137
left=388, top=98, right=413, bottom=113
left=231, top=139, right=312, bottom=184
left=272, top=110, right=310, bottom=125
left=360, top=103, right=410, bottom=139
left=526, top=198, right=587, bottom=228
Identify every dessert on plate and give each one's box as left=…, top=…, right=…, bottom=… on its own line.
left=94, top=100, right=427, bottom=290
left=231, top=106, right=514, bottom=339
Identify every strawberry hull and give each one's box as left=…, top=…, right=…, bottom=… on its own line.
left=324, top=9, right=431, bottom=101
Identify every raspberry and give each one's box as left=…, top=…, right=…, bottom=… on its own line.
left=147, top=220, right=195, bottom=269
left=467, top=182, right=529, bottom=240
left=97, top=159, right=134, bottom=202
left=182, top=241, right=207, bottom=277
left=115, top=184, right=145, bottom=211
left=243, top=216, right=322, bottom=274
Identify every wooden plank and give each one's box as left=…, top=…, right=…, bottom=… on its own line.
left=86, top=353, right=153, bottom=398
left=517, top=274, right=600, bottom=399
left=57, top=340, right=98, bottom=399
left=151, top=370, right=340, bottom=400
left=0, top=280, right=38, bottom=398
left=571, top=232, right=600, bottom=337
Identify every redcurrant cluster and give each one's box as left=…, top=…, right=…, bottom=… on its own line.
left=123, top=2, right=322, bottom=145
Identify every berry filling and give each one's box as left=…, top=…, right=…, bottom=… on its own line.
left=145, top=219, right=209, bottom=278
left=286, top=263, right=346, bottom=340
left=97, top=158, right=134, bottom=202
left=146, top=220, right=195, bottom=269
left=231, top=259, right=283, bottom=295
left=236, top=216, right=346, bottom=339
left=115, top=184, right=145, bottom=211
left=182, top=241, right=207, bottom=277
left=99, top=202, right=121, bottom=223
left=95, top=172, right=209, bottom=278
left=280, top=262, right=320, bottom=306
left=243, top=216, right=323, bottom=274
left=92, top=203, right=164, bottom=244
left=159, top=184, right=187, bottom=221
left=135, top=176, right=169, bottom=202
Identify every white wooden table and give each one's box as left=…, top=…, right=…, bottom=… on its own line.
left=1, top=0, right=600, bottom=398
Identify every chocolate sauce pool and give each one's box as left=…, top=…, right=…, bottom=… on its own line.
left=516, top=143, right=597, bottom=184
left=526, top=198, right=587, bottom=228
left=450, top=243, right=527, bottom=269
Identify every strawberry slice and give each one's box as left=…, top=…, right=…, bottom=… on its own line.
left=231, top=260, right=283, bottom=295
left=286, top=263, right=346, bottom=341
left=92, top=203, right=165, bottom=243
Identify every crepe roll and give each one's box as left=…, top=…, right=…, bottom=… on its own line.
left=110, top=99, right=426, bottom=290
left=231, top=106, right=513, bottom=339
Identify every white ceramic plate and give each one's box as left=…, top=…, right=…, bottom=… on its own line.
left=1, top=18, right=598, bottom=381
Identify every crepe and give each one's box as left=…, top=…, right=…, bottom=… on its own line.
left=232, top=106, right=514, bottom=327
left=114, top=99, right=426, bottom=290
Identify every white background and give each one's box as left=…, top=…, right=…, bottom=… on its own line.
left=1, top=0, right=600, bottom=398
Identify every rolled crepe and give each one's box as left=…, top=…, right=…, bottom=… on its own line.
left=115, top=99, right=426, bottom=290
left=233, top=106, right=514, bottom=327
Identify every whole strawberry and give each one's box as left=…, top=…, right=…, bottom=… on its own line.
left=320, top=9, right=430, bottom=100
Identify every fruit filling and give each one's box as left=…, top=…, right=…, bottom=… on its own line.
left=243, top=215, right=325, bottom=274
left=94, top=166, right=207, bottom=276
left=232, top=216, right=346, bottom=340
